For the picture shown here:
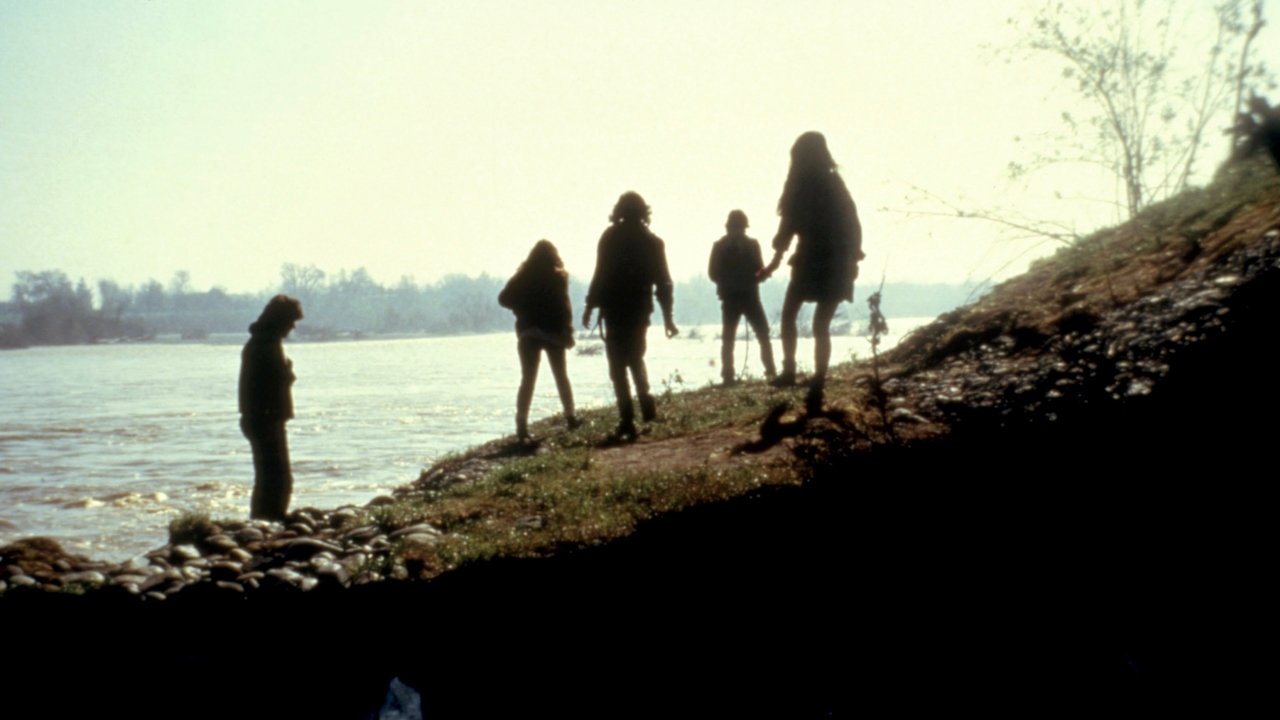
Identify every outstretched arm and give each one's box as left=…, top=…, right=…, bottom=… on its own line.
left=654, top=239, right=678, bottom=338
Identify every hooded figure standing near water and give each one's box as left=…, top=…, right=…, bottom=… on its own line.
left=499, top=239, right=579, bottom=442
left=583, top=191, right=678, bottom=440
left=239, top=295, right=302, bottom=521
left=761, top=131, right=863, bottom=410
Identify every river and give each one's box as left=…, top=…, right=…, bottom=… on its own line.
left=0, top=319, right=929, bottom=560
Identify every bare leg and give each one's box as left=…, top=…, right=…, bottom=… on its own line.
left=811, top=300, right=839, bottom=384
left=545, top=345, right=576, bottom=425
left=806, top=300, right=839, bottom=413
left=778, top=285, right=804, bottom=381
left=516, top=337, right=541, bottom=439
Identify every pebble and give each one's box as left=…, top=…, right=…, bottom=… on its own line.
left=281, top=538, right=343, bottom=560
left=202, top=534, right=239, bottom=553
left=171, top=545, right=201, bottom=562
left=112, top=573, right=150, bottom=586
left=399, top=533, right=439, bottom=548
left=389, top=523, right=440, bottom=539
left=60, top=571, right=106, bottom=585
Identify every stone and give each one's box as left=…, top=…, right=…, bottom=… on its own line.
left=171, top=544, right=201, bottom=562
left=389, top=523, right=440, bottom=539
left=399, top=533, right=439, bottom=548
left=214, top=581, right=245, bottom=594
left=234, top=527, right=265, bottom=545
left=281, top=538, right=343, bottom=561
left=341, top=553, right=369, bottom=573
left=112, top=573, right=150, bottom=586
left=307, top=553, right=337, bottom=571
left=144, top=591, right=167, bottom=602
left=343, top=525, right=382, bottom=544
left=265, top=568, right=306, bottom=587
left=202, top=534, right=239, bottom=553
left=140, top=572, right=174, bottom=593
left=61, top=571, right=106, bottom=585
left=330, top=507, right=359, bottom=524
left=210, top=562, right=244, bottom=583
left=228, top=548, right=253, bottom=563
left=314, top=563, right=350, bottom=589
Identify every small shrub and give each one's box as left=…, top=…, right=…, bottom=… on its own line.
left=168, top=511, right=218, bottom=545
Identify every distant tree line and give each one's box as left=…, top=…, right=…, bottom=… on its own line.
left=1, top=263, right=976, bottom=348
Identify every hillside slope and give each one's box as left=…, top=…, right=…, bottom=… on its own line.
left=4, top=157, right=1277, bottom=714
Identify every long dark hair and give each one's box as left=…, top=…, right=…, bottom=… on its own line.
left=519, top=239, right=566, bottom=279
left=252, top=294, right=303, bottom=336
left=777, top=131, right=840, bottom=217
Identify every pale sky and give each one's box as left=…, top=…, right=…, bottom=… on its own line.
left=2, top=1, right=1272, bottom=295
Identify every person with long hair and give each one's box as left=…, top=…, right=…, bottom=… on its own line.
left=583, top=191, right=678, bottom=440
left=499, top=239, right=579, bottom=442
left=760, top=131, right=864, bottom=410
left=239, top=294, right=303, bottom=520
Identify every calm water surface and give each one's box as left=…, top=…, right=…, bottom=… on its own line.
left=0, top=320, right=927, bottom=560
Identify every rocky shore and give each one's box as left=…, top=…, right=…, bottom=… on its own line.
left=0, top=508, right=440, bottom=599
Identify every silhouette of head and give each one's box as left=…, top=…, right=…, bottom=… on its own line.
left=525, top=239, right=564, bottom=272
left=255, top=294, right=303, bottom=336
left=779, top=131, right=843, bottom=216
left=790, top=131, right=836, bottom=173
left=725, top=209, right=749, bottom=232
left=610, top=191, right=651, bottom=226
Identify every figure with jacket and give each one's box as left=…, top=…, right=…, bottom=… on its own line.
left=499, top=239, right=579, bottom=442
left=239, top=294, right=303, bottom=521
left=583, top=191, right=679, bottom=440
left=760, top=131, right=864, bottom=410
left=709, top=209, right=776, bottom=384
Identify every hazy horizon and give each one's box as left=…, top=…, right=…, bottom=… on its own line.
left=3, top=1, right=1272, bottom=295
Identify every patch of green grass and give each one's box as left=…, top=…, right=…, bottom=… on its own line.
left=168, top=511, right=218, bottom=545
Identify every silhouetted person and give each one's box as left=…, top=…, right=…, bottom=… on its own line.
left=499, top=240, right=580, bottom=442
left=709, top=209, right=776, bottom=384
left=239, top=295, right=302, bottom=521
left=583, top=191, right=679, bottom=440
left=761, top=131, right=864, bottom=411
left=1230, top=95, right=1280, bottom=171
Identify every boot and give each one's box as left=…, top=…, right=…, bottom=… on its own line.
left=610, top=419, right=638, bottom=442
left=805, top=379, right=824, bottom=414
left=770, top=366, right=797, bottom=387
left=639, top=394, right=658, bottom=422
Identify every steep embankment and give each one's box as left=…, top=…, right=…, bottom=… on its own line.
left=3, top=157, right=1277, bottom=713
